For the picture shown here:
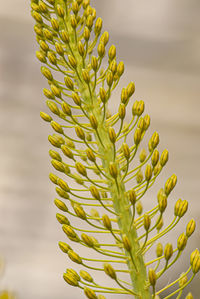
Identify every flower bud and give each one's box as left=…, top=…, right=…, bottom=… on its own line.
left=44, top=88, right=54, bottom=99
left=109, top=162, right=118, bottom=178
left=149, top=132, right=159, bottom=151
left=51, top=121, right=63, bottom=134
left=73, top=204, right=86, bottom=220
left=158, top=193, right=167, bottom=213
left=57, top=178, right=70, bottom=192
left=32, top=11, right=43, bottom=23
left=108, top=127, right=116, bottom=143
left=64, top=76, right=74, bottom=90
left=61, top=145, right=74, bottom=160
left=160, top=149, right=169, bottom=167
left=174, top=199, right=188, bottom=218
left=59, top=241, right=71, bottom=253
left=51, top=18, right=59, bottom=31
left=134, top=128, right=142, bottom=145
left=68, top=250, right=82, bottom=264
left=179, top=272, right=187, bottom=287
left=81, top=233, right=94, bottom=247
left=186, top=219, right=196, bottom=237
left=80, top=270, right=93, bottom=283
left=136, top=170, right=143, bottom=184
left=49, top=173, right=58, bottom=184
left=151, top=149, right=159, bottom=167
left=55, top=42, right=64, bottom=56
left=56, top=186, right=69, bottom=199
left=121, top=88, right=128, bottom=104
left=144, top=214, right=151, bottom=231
left=68, top=55, right=77, bottom=69
left=177, top=233, right=187, bottom=251
left=73, top=173, right=84, bottom=185
left=56, top=4, right=65, bottom=18
left=128, top=189, right=136, bottom=205
left=148, top=268, right=157, bottom=286
left=127, top=82, right=135, bottom=97
left=56, top=213, right=70, bottom=225
left=191, top=255, right=200, bottom=274
left=49, top=150, right=62, bottom=162
left=72, top=1, right=79, bottom=14
left=156, top=243, right=163, bottom=257
left=83, top=26, right=90, bottom=41
left=143, top=114, right=150, bottom=130
left=70, top=14, right=77, bottom=28
left=51, top=159, right=65, bottom=172
left=137, top=118, right=144, bottom=131
left=85, top=148, right=95, bottom=162
left=100, top=31, right=109, bottom=45
left=48, top=135, right=64, bottom=148
left=94, top=17, right=103, bottom=35
left=54, top=198, right=68, bottom=212
left=156, top=217, right=163, bottom=231
left=84, top=287, right=97, bottom=299
left=63, top=225, right=79, bottom=242
left=139, top=149, right=147, bottom=163
left=118, top=103, right=126, bottom=119
left=47, top=51, right=57, bottom=65
left=75, top=162, right=87, bottom=176
left=186, top=293, right=193, bottom=299
left=106, top=70, right=113, bottom=87
left=75, top=126, right=85, bottom=140
left=82, top=69, right=90, bottom=84
left=190, top=249, right=199, bottom=265
left=145, top=164, right=152, bottom=182
left=46, top=100, right=60, bottom=115
left=117, top=61, right=124, bottom=77
left=104, top=263, right=116, bottom=280
left=89, top=114, right=98, bottom=129
left=102, top=214, right=112, bottom=230
left=122, top=143, right=130, bottom=160
left=41, top=66, right=53, bottom=80
left=122, top=234, right=132, bottom=251
left=164, top=243, right=173, bottom=261
left=36, top=50, right=47, bottom=63
left=108, top=45, right=116, bottom=60
left=40, top=111, right=52, bottom=122
left=60, top=30, right=69, bottom=43
left=136, top=201, right=143, bottom=215
left=89, top=185, right=100, bottom=200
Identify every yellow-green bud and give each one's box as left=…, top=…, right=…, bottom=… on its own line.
left=186, top=293, right=193, bottom=299
left=61, top=145, right=74, bottom=160
left=104, top=263, right=116, bottom=280
left=97, top=42, right=105, bottom=58
left=102, top=214, right=112, bottom=230
left=70, top=14, right=77, bottom=28
left=49, top=173, right=58, bottom=184
left=56, top=213, right=70, bottom=225
left=60, top=30, right=69, bottom=43
left=89, top=114, right=98, bottom=129
left=160, top=149, right=169, bottom=167
left=81, top=233, right=94, bottom=247
left=174, top=199, right=188, bottom=218
left=73, top=204, right=86, bottom=220
left=66, top=268, right=80, bottom=282
left=68, top=55, right=77, bottom=69
left=164, top=243, right=173, bottom=261
left=75, top=162, right=87, bottom=176
left=134, top=128, right=142, bottom=145
left=121, top=88, right=128, bottom=104
left=106, top=70, right=113, bottom=87
left=145, top=164, right=152, bottom=181
left=149, top=132, right=159, bottom=151
left=158, top=193, right=167, bottom=213
left=108, top=45, right=116, bottom=60
left=59, top=241, right=71, bottom=253
left=137, top=117, right=144, bottom=131
left=156, top=217, right=163, bottom=231
left=48, top=135, right=64, bottom=148
left=56, top=4, right=65, bottom=18
left=83, top=26, right=90, bottom=41
left=109, top=162, right=118, bottom=178
left=122, top=234, right=132, bottom=251
left=68, top=250, right=82, bottom=264
left=75, top=126, right=85, bottom=140
left=54, top=198, right=68, bottom=212
left=82, top=69, right=90, bottom=84
left=122, top=143, right=130, bottom=160
left=143, top=114, right=151, bottom=130
left=128, top=189, right=136, bottom=205
left=44, top=88, right=54, bottom=99
left=72, top=92, right=81, bottom=106
left=191, top=255, right=200, bottom=274
left=110, top=60, right=117, bottom=74
left=84, top=287, right=97, bottom=299
left=86, top=15, right=93, bottom=30
left=47, top=51, right=57, bottom=65
left=89, top=185, right=100, bottom=200
left=63, top=225, right=79, bottom=242
left=41, top=66, right=53, bottom=81
left=49, top=150, right=62, bottom=162
left=94, top=17, right=103, bottom=35
left=72, top=1, right=79, bottom=14
left=57, top=178, right=70, bottom=192
left=136, top=201, right=143, bottom=215
left=99, top=87, right=107, bottom=103
left=56, top=186, right=69, bottom=199
left=139, top=149, right=147, bottom=163
left=156, top=243, right=163, bottom=257
left=100, top=31, right=109, bottom=45
left=86, top=148, right=96, bottom=162
left=177, top=233, right=187, bottom=251
left=31, top=3, right=40, bottom=11
left=36, top=50, right=47, bottom=63
left=80, top=270, right=93, bottom=282
left=118, top=103, right=126, bottom=119
left=186, top=219, right=196, bottom=237
left=77, top=41, right=85, bottom=57
left=55, top=42, right=64, bottom=56
left=51, top=159, right=65, bottom=172
left=127, top=82, right=135, bottom=97
left=90, top=208, right=100, bottom=219
left=151, top=149, right=159, bottom=167
left=73, top=173, right=84, bottom=185
left=117, top=61, right=124, bottom=77
left=190, top=249, right=199, bottom=266
left=108, top=126, right=116, bottom=143
left=39, top=40, right=49, bottom=52
left=51, top=121, right=63, bottom=134
left=51, top=18, right=59, bottom=31
left=40, top=111, right=52, bottom=122
left=144, top=213, right=151, bottom=231
left=32, top=11, right=43, bottom=23
left=148, top=268, right=157, bottom=286
left=43, top=28, right=53, bottom=41
left=91, top=56, right=98, bottom=71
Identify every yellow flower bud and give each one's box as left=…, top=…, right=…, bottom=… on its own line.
left=122, top=234, right=132, bottom=251
left=80, top=270, right=93, bottom=282
left=39, top=40, right=49, bottom=52
left=72, top=1, right=79, bottom=14
left=91, top=56, right=98, bottom=71
left=61, top=145, right=74, bottom=160
left=89, top=185, right=100, bottom=200
left=47, top=51, right=57, bottom=65
left=40, top=111, right=52, bottom=122
left=73, top=204, right=86, bottom=220
left=127, top=82, right=135, bottom=97
left=75, top=126, right=85, bottom=140
left=108, top=126, right=116, bottom=143
left=86, top=15, right=93, bottom=30
left=57, top=4, right=65, bottom=18
left=139, top=149, right=147, bottom=163
left=186, top=293, right=193, bottom=299
left=59, top=241, right=71, bottom=253
left=63, top=273, right=79, bottom=286
left=156, top=217, right=163, bottom=231
left=108, top=45, right=116, bottom=60
left=57, top=178, right=70, bottom=192
left=81, top=233, right=94, bottom=247
left=83, top=26, right=90, bottom=41
left=144, top=213, right=151, bottom=231
left=55, top=42, right=64, bottom=56
left=49, top=150, right=62, bottom=162
left=137, top=117, right=144, bottom=131
left=121, top=88, right=128, bottom=104
left=70, top=14, right=77, bottom=28
left=191, top=255, right=200, bottom=274
left=68, top=55, right=77, bottom=69
left=41, top=66, right=53, bottom=81
left=75, top=162, right=87, bottom=176
left=51, top=121, right=63, bottom=134
left=106, top=70, right=113, bottom=87
left=60, top=30, right=69, bottom=43
left=97, top=42, right=105, bottom=58
left=104, top=263, right=116, bottom=280
left=48, top=135, right=64, bottom=148
left=102, top=214, right=112, bottom=230
left=143, top=114, right=151, bottom=130
left=54, top=198, right=68, bottom=212
left=117, top=61, right=124, bottom=77
left=174, top=199, right=188, bottom=218
left=128, top=189, right=136, bottom=205
left=118, top=103, right=126, bottom=120
left=63, top=225, right=79, bottom=242
left=84, top=287, right=98, bottom=299
left=99, top=87, right=107, bottom=103
left=151, top=149, right=159, bottom=167
left=31, top=3, right=40, bottom=11
left=90, top=208, right=100, bottom=219
left=43, top=28, right=53, bottom=41
left=160, top=149, right=169, bottom=167
left=89, top=114, right=98, bottom=129
left=110, top=60, right=117, bottom=74
left=136, top=201, right=143, bottom=215
left=145, top=164, right=152, bottom=182
left=86, top=148, right=96, bottom=162
left=51, top=18, right=59, bottom=31
left=156, top=243, right=163, bottom=257
left=49, top=173, right=58, bottom=184
left=186, top=219, right=196, bottom=237
left=177, top=233, right=187, bottom=251
left=134, top=128, right=142, bottom=145
left=100, top=31, right=109, bottom=45
left=149, top=132, right=159, bottom=151
left=66, top=268, right=80, bottom=282
left=164, top=243, right=173, bottom=261
left=44, top=88, right=54, bottom=99
left=122, top=143, right=130, bottom=160
left=82, top=69, right=90, bottom=84
left=56, top=186, right=69, bottom=199
left=94, top=17, right=103, bottom=35
left=158, top=193, right=167, bottom=213
left=109, top=162, right=118, bottom=179
left=148, top=268, right=157, bottom=286
left=56, top=213, right=70, bottom=225
left=190, top=249, right=199, bottom=265
left=51, top=159, right=65, bottom=172
left=36, top=50, right=47, bottom=63
left=68, top=250, right=82, bottom=264
left=32, top=11, right=43, bottom=23
left=179, top=272, right=188, bottom=287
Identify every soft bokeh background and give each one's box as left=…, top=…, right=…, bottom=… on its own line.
left=0, top=0, right=199, bottom=298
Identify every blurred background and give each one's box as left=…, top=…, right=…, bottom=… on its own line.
left=0, top=0, right=199, bottom=298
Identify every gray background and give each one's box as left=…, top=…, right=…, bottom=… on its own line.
left=0, top=0, right=199, bottom=298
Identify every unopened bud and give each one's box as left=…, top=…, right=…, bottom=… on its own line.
left=89, top=114, right=98, bottom=129
left=59, top=241, right=71, bottom=253
left=136, top=201, right=143, bottom=215
left=156, top=243, right=163, bottom=257
left=186, top=219, right=196, bottom=237
left=104, top=263, right=116, bottom=280
left=40, top=111, right=52, bottom=122
left=177, top=233, right=187, bottom=251
left=75, top=162, right=87, bottom=176
left=75, top=126, right=85, bottom=140
left=117, top=61, right=124, bottom=77
left=108, top=127, right=116, bottom=143
left=100, top=31, right=109, bottom=45
left=121, top=88, right=128, bottom=104
left=109, top=162, right=118, bottom=178
left=60, top=30, right=69, bottom=43
left=99, top=87, right=107, bottom=103
left=80, top=270, right=93, bottom=283
left=118, top=103, right=126, bottom=119
left=81, top=233, right=94, bottom=247
left=54, top=198, right=68, bottom=212
left=164, top=243, right=173, bottom=261
left=108, top=45, right=116, bottom=60
left=47, top=51, right=57, bottom=65
left=84, top=287, right=97, bottom=299
left=134, top=128, right=142, bottom=145
left=151, top=149, right=159, bottom=167
left=145, top=164, right=152, bottom=181
left=94, top=17, right=103, bottom=35
left=174, top=199, right=188, bottom=218
left=144, top=214, right=151, bottom=231
left=122, top=234, right=132, bottom=251
left=127, top=82, right=135, bottom=97
left=102, top=214, right=112, bottom=230
left=68, top=250, right=82, bottom=264
left=186, top=293, right=193, bottom=299
left=139, top=149, right=147, bottom=163
left=148, top=268, right=157, bottom=286
left=160, top=149, right=169, bottom=167
left=68, top=55, right=77, bottom=69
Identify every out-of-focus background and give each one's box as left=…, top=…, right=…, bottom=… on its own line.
left=0, top=0, right=199, bottom=298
